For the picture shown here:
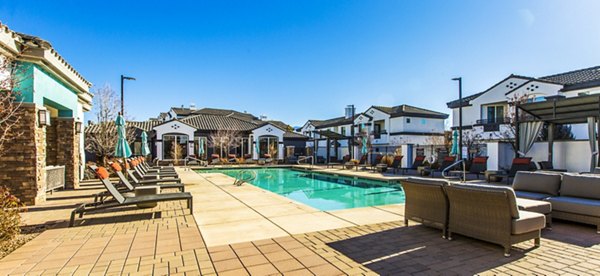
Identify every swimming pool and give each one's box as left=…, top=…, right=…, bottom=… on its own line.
left=197, top=168, right=405, bottom=211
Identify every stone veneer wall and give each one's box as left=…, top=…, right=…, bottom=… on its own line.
left=55, top=118, right=80, bottom=189
left=45, top=122, right=58, bottom=165
left=0, top=103, right=47, bottom=205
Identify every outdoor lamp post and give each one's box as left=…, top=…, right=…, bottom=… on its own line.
left=350, top=104, right=355, bottom=159
left=120, top=75, right=136, bottom=115
left=452, top=77, right=463, bottom=159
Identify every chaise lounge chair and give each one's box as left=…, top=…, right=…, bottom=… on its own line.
left=400, top=155, right=426, bottom=175
left=423, top=156, right=456, bottom=177
left=466, top=156, right=488, bottom=179
left=129, top=160, right=178, bottom=180
left=69, top=166, right=193, bottom=227
left=389, top=155, right=404, bottom=174
left=109, top=163, right=184, bottom=191
left=491, top=157, right=534, bottom=184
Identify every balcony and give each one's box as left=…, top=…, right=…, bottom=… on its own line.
left=371, top=130, right=388, bottom=144
left=475, top=117, right=511, bottom=132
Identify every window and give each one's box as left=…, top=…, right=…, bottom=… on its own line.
left=259, top=136, right=278, bottom=158
left=340, top=127, right=346, bottom=136
left=406, top=118, right=411, bottom=124
left=163, top=135, right=188, bottom=159
left=486, top=105, right=505, bottom=123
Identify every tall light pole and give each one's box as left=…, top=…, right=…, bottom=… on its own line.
left=349, top=104, right=355, bottom=159
left=452, top=77, right=462, bottom=159
left=120, top=75, right=136, bottom=115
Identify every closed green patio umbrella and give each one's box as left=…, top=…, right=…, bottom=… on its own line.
left=450, top=130, right=459, bottom=156
left=141, top=131, right=151, bottom=156
left=114, top=114, right=132, bottom=158
left=198, top=138, right=205, bottom=157
left=360, top=123, right=368, bottom=155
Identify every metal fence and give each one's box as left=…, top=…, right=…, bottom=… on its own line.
left=45, top=165, right=65, bottom=193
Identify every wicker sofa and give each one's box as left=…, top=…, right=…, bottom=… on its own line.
left=445, top=184, right=545, bottom=257
left=547, top=174, right=600, bottom=234
left=401, top=178, right=450, bottom=238
left=512, top=171, right=600, bottom=233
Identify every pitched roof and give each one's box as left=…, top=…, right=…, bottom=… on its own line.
left=170, top=107, right=259, bottom=122
left=447, top=66, right=600, bottom=108
left=372, top=105, right=448, bottom=119
left=539, top=65, right=600, bottom=92
left=284, top=131, right=309, bottom=139
left=446, top=92, right=486, bottom=108
left=311, top=116, right=354, bottom=129
left=171, top=107, right=194, bottom=116
left=85, top=120, right=160, bottom=134
left=179, top=114, right=257, bottom=131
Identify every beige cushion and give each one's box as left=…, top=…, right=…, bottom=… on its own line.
left=547, top=196, right=600, bottom=217
left=512, top=210, right=545, bottom=235
left=512, top=171, right=561, bottom=196
left=452, top=183, right=519, bottom=219
left=516, top=198, right=551, bottom=214
left=561, top=174, right=600, bottom=200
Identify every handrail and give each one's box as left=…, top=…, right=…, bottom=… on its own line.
left=297, top=156, right=314, bottom=167
left=234, top=170, right=256, bottom=186
left=442, top=159, right=466, bottom=182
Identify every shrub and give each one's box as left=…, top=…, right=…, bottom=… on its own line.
left=0, top=186, right=23, bottom=242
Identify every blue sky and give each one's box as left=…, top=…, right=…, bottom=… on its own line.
left=2, top=1, right=599, bottom=127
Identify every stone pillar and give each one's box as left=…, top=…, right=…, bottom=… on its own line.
left=0, top=103, right=47, bottom=205
left=55, top=118, right=80, bottom=189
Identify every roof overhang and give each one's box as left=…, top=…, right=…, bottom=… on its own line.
left=0, top=24, right=93, bottom=111
left=517, top=94, right=600, bottom=124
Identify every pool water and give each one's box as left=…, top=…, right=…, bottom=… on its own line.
left=197, top=168, right=405, bottom=211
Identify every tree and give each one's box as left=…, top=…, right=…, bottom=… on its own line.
left=461, top=129, right=484, bottom=159
left=491, top=93, right=531, bottom=154
left=170, top=142, right=183, bottom=165
left=208, top=129, right=242, bottom=157
left=84, top=84, right=136, bottom=165
left=540, top=124, right=575, bottom=141
left=0, top=56, right=25, bottom=157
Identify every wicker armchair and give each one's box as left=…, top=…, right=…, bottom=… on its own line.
left=401, top=177, right=450, bottom=238
left=445, top=184, right=545, bottom=257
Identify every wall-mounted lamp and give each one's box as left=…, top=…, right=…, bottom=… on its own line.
left=75, top=121, right=82, bottom=134
left=38, top=109, right=50, bottom=127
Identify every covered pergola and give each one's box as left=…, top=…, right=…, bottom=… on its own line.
left=310, top=130, right=353, bottom=165
left=516, top=94, right=600, bottom=171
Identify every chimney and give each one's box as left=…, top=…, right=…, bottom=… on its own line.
left=190, top=102, right=196, bottom=110
left=345, top=105, right=355, bottom=119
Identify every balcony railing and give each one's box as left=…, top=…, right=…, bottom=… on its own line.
left=475, top=117, right=511, bottom=125
left=475, top=117, right=511, bottom=132
left=371, top=130, right=387, bottom=139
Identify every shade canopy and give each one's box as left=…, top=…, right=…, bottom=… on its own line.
left=114, top=115, right=132, bottom=158
left=312, top=130, right=350, bottom=140
left=517, top=94, right=600, bottom=124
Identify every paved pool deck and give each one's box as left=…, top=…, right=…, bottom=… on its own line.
left=184, top=168, right=404, bottom=246
left=2, top=166, right=600, bottom=275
